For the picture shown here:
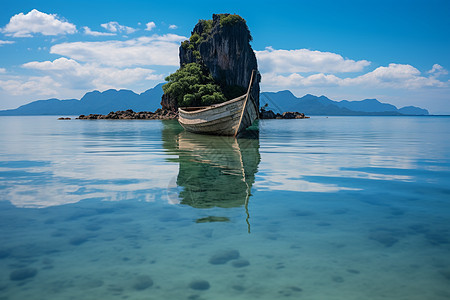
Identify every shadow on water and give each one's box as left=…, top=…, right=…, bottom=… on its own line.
left=161, top=120, right=260, bottom=229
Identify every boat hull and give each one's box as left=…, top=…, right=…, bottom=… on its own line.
left=178, top=94, right=258, bottom=136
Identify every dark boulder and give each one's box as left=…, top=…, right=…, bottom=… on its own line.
left=260, top=110, right=276, bottom=119
left=260, top=110, right=308, bottom=119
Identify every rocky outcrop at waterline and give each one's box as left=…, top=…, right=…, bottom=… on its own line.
left=75, top=108, right=308, bottom=120
left=76, top=109, right=177, bottom=120
left=259, top=110, right=309, bottom=119
left=161, top=14, right=260, bottom=111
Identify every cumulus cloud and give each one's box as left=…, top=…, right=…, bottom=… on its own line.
left=50, top=34, right=187, bottom=67
left=256, top=47, right=371, bottom=73
left=428, top=64, right=448, bottom=77
left=261, top=63, right=448, bottom=89
left=169, top=24, right=178, bottom=29
left=342, top=63, right=447, bottom=88
left=0, top=76, right=60, bottom=96
left=2, top=9, right=76, bottom=37
left=262, top=72, right=341, bottom=88
left=145, top=22, right=156, bottom=31
left=0, top=40, right=15, bottom=46
left=0, top=68, right=6, bottom=73
left=22, top=57, right=163, bottom=91
left=101, top=21, right=136, bottom=34
left=83, top=26, right=115, bottom=36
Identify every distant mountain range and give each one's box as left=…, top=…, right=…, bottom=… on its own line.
left=0, top=83, right=165, bottom=116
left=0, top=84, right=429, bottom=116
left=260, top=91, right=429, bottom=115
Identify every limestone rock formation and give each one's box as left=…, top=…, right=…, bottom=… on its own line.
left=162, top=14, right=260, bottom=111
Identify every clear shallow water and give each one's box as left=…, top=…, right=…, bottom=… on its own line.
left=0, top=116, right=450, bottom=299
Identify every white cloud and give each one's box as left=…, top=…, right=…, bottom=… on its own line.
left=342, top=63, right=447, bottom=88
left=101, top=21, right=136, bottom=34
left=0, top=40, right=15, bottom=45
left=83, top=26, right=115, bottom=36
left=256, top=47, right=371, bottom=73
left=261, top=64, right=448, bottom=90
left=0, top=76, right=60, bottom=96
left=22, top=57, right=164, bottom=91
left=169, top=24, right=178, bottom=30
left=262, top=72, right=341, bottom=88
left=0, top=68, right=6, bottom=73
left=428, top=64, right=448, bottom=77
left=257, top=47, right=448, bottom=91
left=50, top=34, right=187, bottom=67
left=145, top=22, right=156, bottom=31
left=2, top=9, right=76, bottom=37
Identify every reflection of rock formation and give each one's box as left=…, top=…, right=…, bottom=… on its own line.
left=162, top=121, right=260, bottom=209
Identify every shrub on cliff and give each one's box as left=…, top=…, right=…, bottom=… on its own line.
left=163, top=63, right=226, bottom=107
left=219, top=14, right=244, bottom=26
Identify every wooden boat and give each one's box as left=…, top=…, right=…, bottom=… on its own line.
left=178, top=70, right=258, bottom=137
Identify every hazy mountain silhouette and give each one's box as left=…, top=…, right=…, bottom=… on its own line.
left=0, top=83, right=164, bottom=116
left=0, top=85, right=429, bottom=116
left=260, top=91, right=429, bottom=115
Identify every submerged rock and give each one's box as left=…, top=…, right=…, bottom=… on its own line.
left=369, top=230, right=399, bottom=247
left=425, top=232, right=449, bottom=246
left=209, top=249, right=240, bottom=264
left=440, top=270, right=450, bottom=281
left=332, top=275, right=345, bottom=283
left=231, top=259, right=250, bottom=268
left=189, top=279, right=210, bottom=290
left=81, top=278, right=104, bottom=289
left=0, top=248, right=10, bottom=259
left=9, top=268, right=38, bottom=281
left=69, top=235, right=89, bottom=246
left=232, top=285, right=246, bottom=291
left=132, top=275, right=153, bottom=290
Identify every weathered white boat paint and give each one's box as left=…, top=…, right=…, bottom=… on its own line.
left=178, top=70, right=258, bottom=137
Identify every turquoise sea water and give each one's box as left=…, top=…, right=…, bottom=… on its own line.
left=0, top=116, right=449, bottom=300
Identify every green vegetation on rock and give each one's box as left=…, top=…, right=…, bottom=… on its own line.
left=181, top=19, right=214, bottom=51
left=198, top=19, right=213, bottom=37
left=219, top=14, right=252, bottom=41
left=163, top=63, right=226, bottom=107
left=219, top=14, right=244, bottom=26
left=165, top=13, right=254, bottom=109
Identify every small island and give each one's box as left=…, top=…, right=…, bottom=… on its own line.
left=77, top=108, right=177, bottom=120
left=75, top=14, right=309, bottom=123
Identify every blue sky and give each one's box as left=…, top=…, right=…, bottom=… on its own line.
left=0, top=0, right=449, bottom=113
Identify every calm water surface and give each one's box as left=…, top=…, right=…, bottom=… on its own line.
left=0, top=116, right=449, bottom=299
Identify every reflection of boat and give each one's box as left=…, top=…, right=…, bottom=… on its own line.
left=178, top=70, right=258, bottom=137
left=176, top=131, right=260, bottom=210
left=161, top=121, right=260, bottom=231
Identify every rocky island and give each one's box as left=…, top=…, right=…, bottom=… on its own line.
left=75, top=14, right=308, bottom=121
left=161, top=14, right=260, bottom=112
left=77, top=108, right=177, bottom=120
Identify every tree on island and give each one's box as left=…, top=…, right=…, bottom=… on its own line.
left=162, top=63, right=226, bottom=107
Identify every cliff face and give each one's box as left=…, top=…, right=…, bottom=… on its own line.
left=162, top=14, right=260, bottom=110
